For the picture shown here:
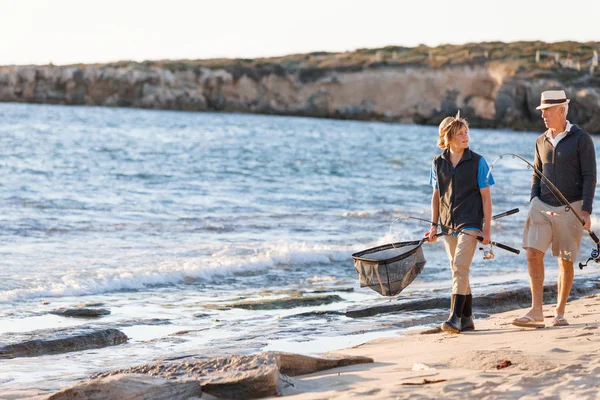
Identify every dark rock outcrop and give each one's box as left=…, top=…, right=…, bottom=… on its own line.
left=213, top=294, right=343, bottom=310
left=0, top=327, right=128, bottom=359
left=49, top=307, right=111, bottom=318
left=345, top=277, right=600, bottom=318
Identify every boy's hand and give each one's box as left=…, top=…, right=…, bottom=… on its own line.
left=427, top=226, right=438, bottom=242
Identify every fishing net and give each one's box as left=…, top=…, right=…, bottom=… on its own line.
left=352, top=240, right=426, bottom=296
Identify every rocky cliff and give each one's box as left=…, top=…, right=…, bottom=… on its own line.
left=1, top=60, right=599, bottom=132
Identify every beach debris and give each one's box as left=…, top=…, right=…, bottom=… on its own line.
left=47, top=373, right=202, bottom=400
left=412, top=362, right=435, bottom=371
left=50, top=307, right=111, bottom=318
left=449, top=350, right=554, bottom=371
left=401, top=378, right=447, bottom=385
left=496, top=360, right=512, bottom=369
left=0, top=327, right=128, bottom=359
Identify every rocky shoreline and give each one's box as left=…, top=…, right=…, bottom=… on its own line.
left=3, top=275, right=600, bottom=399
left=1, top=60, right=599, bottom=132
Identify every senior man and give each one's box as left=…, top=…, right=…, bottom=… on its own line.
left=513, top=90, right=596, bottom=328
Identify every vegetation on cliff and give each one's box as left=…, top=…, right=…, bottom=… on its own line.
left=2, top=42, right=599, bottom=132
left=94, top=41, right=600, bottom=85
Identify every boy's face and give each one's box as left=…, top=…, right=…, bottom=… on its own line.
left=449, top=127, right=469, bottom=150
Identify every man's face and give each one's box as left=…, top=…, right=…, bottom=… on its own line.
left=541, top=106, right=565, bottom=129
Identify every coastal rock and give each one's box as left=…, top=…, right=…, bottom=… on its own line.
left=345, top=297, right=450, bottom=318
left=92, top=353, right=280, bottom=399
left=346, top=278, right=600, bottom=318
left=0, top=327, right=128, bottom=359
left=215, top=294, right=343, bottom=310
left=200, top=362, right=280, bottom=399
left=47, top=373, right=202, bottom=400
left=87, top=351, right=373, bottom=399
left=1, top=60, right=598, bottom=132
left=49, top=307, right=111, bottom=318
left=273, top=351, right=374, bottom=376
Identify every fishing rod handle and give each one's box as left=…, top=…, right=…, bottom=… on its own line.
left=492, top=241, right=521, bottom=255
left=589, top=230, right=600, bottom=245
left=492, top=208, right=519, bottom=220
left=476, top=236, right=521, bottom=255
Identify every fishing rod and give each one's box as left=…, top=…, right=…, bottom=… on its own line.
left=404, top=208, right=521, bottom=255
left=493, top=153, right=600, bottom=269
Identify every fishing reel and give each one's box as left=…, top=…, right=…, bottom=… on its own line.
left=479, top=245, right=495, bottom=260
left=579, top=244, right=600, bottom=269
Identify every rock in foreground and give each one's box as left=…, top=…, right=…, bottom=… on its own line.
left=0, top=327, right=128, bottom=359
left=47, top=374, right=202, bottom=400
left=83, top=351, right=373, bottom=399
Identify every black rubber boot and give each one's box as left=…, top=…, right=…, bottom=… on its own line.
left=461, top=294, right=475, bottom=332
left=441, top=294, right=467, bottom=334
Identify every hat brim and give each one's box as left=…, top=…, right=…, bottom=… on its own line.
left=536, top=99, right=570, bottom=110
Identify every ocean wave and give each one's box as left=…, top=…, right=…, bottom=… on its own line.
left=0, top=240, right=375, bottom=303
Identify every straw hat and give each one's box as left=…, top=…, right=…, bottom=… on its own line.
left=536, top=90, right=570, bottom=110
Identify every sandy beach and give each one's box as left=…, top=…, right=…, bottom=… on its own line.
left=281, top=293, right=600, bottom=399
left=2, top=291, right=599, bottom=399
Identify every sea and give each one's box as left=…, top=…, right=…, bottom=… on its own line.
left=1, top=103, right=599, bottom=391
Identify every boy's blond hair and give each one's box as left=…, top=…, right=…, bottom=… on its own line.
left=437, top=114, right=469, bottom=149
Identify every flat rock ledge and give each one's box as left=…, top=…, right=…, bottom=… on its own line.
left=345, top=277, right=600, bottom=318
left=49, top=307, right=111, bottom=318
left=275, top=351, right=374, bottom=376
left=47, top=374, right=202, bottom=400
left=52, top=351, right=373, bottom=399
left=0, top=327, right=128, bottom=359
left=208, top=294, right=343, bottom=310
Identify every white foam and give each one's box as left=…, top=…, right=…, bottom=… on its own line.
left=0, top=241, right=365, bottom=303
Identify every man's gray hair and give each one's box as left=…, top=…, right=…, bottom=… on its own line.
left=562, top=104, right=569, bottom=116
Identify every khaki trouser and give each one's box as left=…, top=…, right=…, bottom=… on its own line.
left=444, top=230, right=480, bottom=295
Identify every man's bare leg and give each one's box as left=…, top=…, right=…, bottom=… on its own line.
left=524, top=247, right=545, bottom=321
left=555, top=258, right=574, bottom=317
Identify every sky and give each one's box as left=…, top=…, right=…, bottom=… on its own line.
left=0, top=0, right=598, bottom=66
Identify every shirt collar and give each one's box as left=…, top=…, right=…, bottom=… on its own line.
left=441, top=148, right=472, bottom=164
left=545, top=120, right=572, bottom=139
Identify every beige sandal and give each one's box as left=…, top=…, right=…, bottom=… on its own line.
left=512, top=315, right=545, bottom=328
left=552, top=315, right=569, bottom=326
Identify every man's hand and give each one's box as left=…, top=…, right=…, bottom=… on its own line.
left=582, top=211, right=592, bottom=231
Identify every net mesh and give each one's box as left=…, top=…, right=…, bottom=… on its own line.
left=352, top=240, right=426, bottom=296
